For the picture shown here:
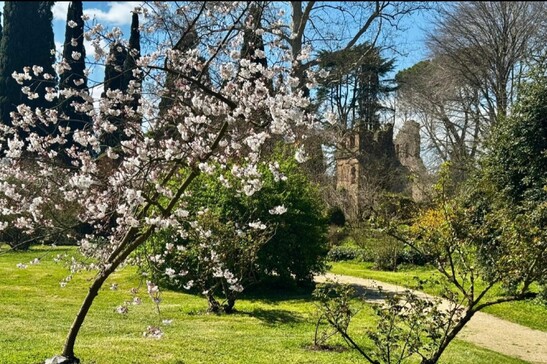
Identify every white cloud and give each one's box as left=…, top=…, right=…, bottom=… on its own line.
left=55, top=41, right=63, bottom=56
left=83, top=37, right=108, bottom=61
left=90, top=83, right=104, bottom=111
left=52, top=2, right=70, bottom=22
left=85, top=2, right=141, bottom=26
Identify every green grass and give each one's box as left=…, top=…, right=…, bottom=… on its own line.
left=0, top=246, right=530, bottom=364
left=329, top=260, right=547, bottom=332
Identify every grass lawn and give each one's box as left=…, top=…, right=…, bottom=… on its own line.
left=0, top=246, right=530, bottom=364
left=329, top=260, right=547, bottom=332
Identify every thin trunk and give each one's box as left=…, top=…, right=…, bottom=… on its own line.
left=421, top=309, right=476, bottom=364
left=62, top=228, right=152, bottom=358
left=62, top=272, right=109, bottom=359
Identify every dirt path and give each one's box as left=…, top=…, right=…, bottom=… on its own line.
left=315, top=273, right=547, bottom=364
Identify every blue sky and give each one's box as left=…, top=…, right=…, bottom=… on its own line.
left=0, top=1, right=433, bottom=101
left=0, top=1, right=137, bottom=96
left=0, top=1, right=432, bottom=72
left=388, top=9, right=435, bottom=74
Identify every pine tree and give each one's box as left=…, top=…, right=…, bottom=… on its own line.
left=0, top=2, right=56, bottom=130
left=59, top=0, right=91, bottom=135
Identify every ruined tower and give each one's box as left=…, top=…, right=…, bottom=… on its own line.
left=394, top=120, right=428, bottom=201
left=336, top=120, right=427, bottom=219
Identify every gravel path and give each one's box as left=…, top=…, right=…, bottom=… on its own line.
left=315, top=273, right=547, bottom=364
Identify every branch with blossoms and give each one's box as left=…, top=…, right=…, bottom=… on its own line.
left=141, top=206, right=276, bottom=314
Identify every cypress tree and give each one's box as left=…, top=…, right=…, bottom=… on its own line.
left=59, top=0, right=91, bottom=135
left=101, top=12, right=141, bottom=151
left=122, top=12, right=141, bottom=114
left=158, top=28, right=199, bottom=115
left=101, top=42, right=127, bottom=149
left=154, top=28, right=203, bottom=140
left=0, top=2, right=56, bottom=130
left=103, top=43, right=127, bottom=94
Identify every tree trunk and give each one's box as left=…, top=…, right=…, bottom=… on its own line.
left=421, top=309, right=477, bottom=364
left=207, top=293, right=222, bottom=314
left=223, top=297, right=236, bottom=314
left=61, top=271, right=111, bottom=360
left=60, top=228, right=153, bottom=360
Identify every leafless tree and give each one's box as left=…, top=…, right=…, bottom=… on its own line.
left=427, top=2, right=547, bottom=125
left=396, top=58, right=484, bottom=174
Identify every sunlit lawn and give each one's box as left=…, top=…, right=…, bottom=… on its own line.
left=329, top=260, right=547, bottom=332
left=0, top=246, right=529, bottom=364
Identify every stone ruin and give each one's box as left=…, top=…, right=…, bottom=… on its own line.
left=335, top=120, right=428, bottom=219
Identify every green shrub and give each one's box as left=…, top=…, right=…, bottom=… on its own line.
left=327, top=246, right=361, bottom=261
left=372, top=240, right=403, bottom=271
left=398, top=245, right=433, bottom=266
left=143, top=146, right=329, bottom=311
left=327, top=225, right=348, bottom=247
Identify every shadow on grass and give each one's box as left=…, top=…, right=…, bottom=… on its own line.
left=241, top=281, right=316, bottom=304
left=303, top=343, right=348, bottom=353
left=239, top=307, right=304, bottom=325
left=346, top=283, right=392, bottom=303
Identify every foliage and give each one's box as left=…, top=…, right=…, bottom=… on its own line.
left=312, top=281, right=358, bottom=349
left=316, top=43, right=397, bottom=131
left=246, top=149, right=329, bottom=286
left=373, top=193, right=419, bottom=224
left=143, top=148, right=328, bottom=312
left=336, top=222, right=432, bottom=269
left=460, top=68, right=547, bottom=297
left=481, top=69, right=547, bottom=206
left=371, top=239, right=402, bottom=271
left=327, top=246, right=367, bottom=262
left=328, top=206, right=346, bottom=227
left=0, top=1, right=56, bottom=128
left=328, top=225, right=349, bottom=246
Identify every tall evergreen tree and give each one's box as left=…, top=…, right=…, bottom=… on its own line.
left=0, top=2, right=56, bottom=130
left=158, top=28, right=199, bottom=115
left=101, top=13, right=141, bottom=151
left=59, top=0, right=91, bottom=135
left=122, top=12, right=141, bottom=114
left=103, top=43, right=128, bottom=95
left=101, top=41, right=128, bottom=149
